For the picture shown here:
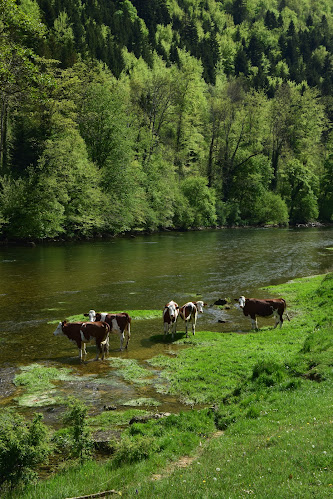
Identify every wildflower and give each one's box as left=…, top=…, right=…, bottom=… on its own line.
left=216, top=468, right=221, bottom=472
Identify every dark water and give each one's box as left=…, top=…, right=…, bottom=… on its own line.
left=0, top=227, right=332, bottom=415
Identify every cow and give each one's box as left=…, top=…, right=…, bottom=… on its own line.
left=53, top=321, right=87, bottom=360
left=86, top=310, right=131, bottom=351
left=237, top=296, right=290, bottom=330
left=178, top=300, right=207, bottom=337
left=163, top=300, right=179, bottom=339
left=79, top=321, right=110, bottom=360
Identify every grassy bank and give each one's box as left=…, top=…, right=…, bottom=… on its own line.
left=4, top=274, right=333, bottom=498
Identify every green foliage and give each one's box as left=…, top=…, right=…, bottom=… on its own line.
left=113, top=409, right=215, bottom=465
left=179, top=176, right=217, bottom=228
left=0, top=410, right=50, bottom=489
left=62, top=398, right=94, bottom=462
left=1, top=0, right=333, bottom=240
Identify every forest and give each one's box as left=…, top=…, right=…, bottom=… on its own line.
left=0, top=0, right=332, bottom=240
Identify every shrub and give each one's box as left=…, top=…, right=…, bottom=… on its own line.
left=62, top=398, right=94, bottom=462
left=0, top=410, right=50, bottom=489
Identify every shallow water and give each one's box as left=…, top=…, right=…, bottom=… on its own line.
left=0, top=227, right=332, bottom=416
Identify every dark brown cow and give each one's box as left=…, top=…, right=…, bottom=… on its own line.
left=53, top=321, right=86, bottom=360
left=163, top=300, right=179, bottom=339
left=86, top=310, right=131, bottom=350
left=237, top=296, right=290, bottom=330
left=80, top=321, right=110, bottom=360
left=178, top=300, right=207, bottom=337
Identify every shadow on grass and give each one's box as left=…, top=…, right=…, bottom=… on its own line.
left=141, top=332, right=186, bottom=347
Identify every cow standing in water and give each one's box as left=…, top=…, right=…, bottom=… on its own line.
left=80, top=321, right=110, bottom=360
left=178, top=300, right=207, bottom=337
left=237, top=296, right=290, bottom=330
left=163, top=300, right=179, bottom=339
left=86, top=310, right=131, bottom=351
left=53, top=320, right=109, bottom=361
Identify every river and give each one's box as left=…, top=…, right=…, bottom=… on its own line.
left=0, top=227, right=332, bottom=417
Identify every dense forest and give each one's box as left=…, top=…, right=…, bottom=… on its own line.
left=0, top=0, right=332, bottom=240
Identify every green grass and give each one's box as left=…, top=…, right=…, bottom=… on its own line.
left=108, top=358, right=153, bottom=386
left=4, top=273, right=333, bottom=498
left=13, top=365, right=79, bottom=407
left=48, top=310, right=161, bottom=324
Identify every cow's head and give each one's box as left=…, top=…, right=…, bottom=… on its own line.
left=88, top=310, right=96, bottom=321
left=53, top=321, right=65, bottom=336
left=165, top=301, right=179, bottom=320
left=238, top=296, right=246, bottom=309
left=194, top=301, right=207, bottom=313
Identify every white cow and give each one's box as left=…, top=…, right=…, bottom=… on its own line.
left=178, top=300, right=207, bottom=337
left=163, top=300, right=179, bottom=339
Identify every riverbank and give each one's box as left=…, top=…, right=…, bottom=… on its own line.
left=0, top=222, right=331, bottom=247
left=4, top=272, right=332, bottom=498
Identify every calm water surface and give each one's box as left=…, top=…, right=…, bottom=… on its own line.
left=0, top=227, right=332, bottom=415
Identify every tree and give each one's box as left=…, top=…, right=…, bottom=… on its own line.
left=268, top=84, right=325, bottom=190
left=279, top=159, right=319, bottom=224
left=178, top=176, right=217, bottom=228
left=207, top=80, right=269, bottom=203
left=0, top=0, right=47, bottom=170
left=319, top=133, right=333, bottom=222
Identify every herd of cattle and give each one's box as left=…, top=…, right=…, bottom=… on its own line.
left=53, top=297, right=290, bottom=362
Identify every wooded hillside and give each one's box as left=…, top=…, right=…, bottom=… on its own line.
left=1, top=0, right=332, bottom=240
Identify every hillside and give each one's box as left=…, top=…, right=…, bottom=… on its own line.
left=0, top=0, right=332, bottom=240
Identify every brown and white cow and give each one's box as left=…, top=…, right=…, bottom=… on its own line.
left=237, top=296, right=290, bottom=330
left=178, top=300, right=207, bottom=337
left=53, top=321, right=87, bottom=360
left=80, top=321, right=110, bottom=360
left=86, top=310, right=131, bottom=351
left=163, top=300, right=179, bottom=339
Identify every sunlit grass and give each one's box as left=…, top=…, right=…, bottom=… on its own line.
left=48, top=310, right=161, bottom=324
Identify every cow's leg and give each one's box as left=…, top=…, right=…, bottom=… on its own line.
left=164, top=322, right=169, bottom=336
left=94, top=340, right=102, bottom=361
left=250, top=315, right=258, bottom=330
left=100, top=340, right=108, bottom=360
left=185, top=321, right=189, bottom=338
left=273, top=310, right=282, bottom=328
left=171, top=320, right=176, bottom=339
left=192, top=312, right=197, bottom=335
left=119, top=331, right=125, bottom=351
left=125, top=323, right=130, bottom=349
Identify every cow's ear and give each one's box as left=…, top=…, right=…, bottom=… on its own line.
left=234, top=298, right=238, bottom=302
left=83, top=313, right=88, bottom=317
left=176, top=306, right=179, bottom=309
left=204, top=302, right=208, bottom=306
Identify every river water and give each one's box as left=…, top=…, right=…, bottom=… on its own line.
left=0, top=227, right=332, bottom=417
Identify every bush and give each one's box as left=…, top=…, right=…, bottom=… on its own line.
left=0, top=410, right=50, bottom=489
left=62, top=398, right=94, bottom=462
left=254, top=191, right=289, bottom=225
